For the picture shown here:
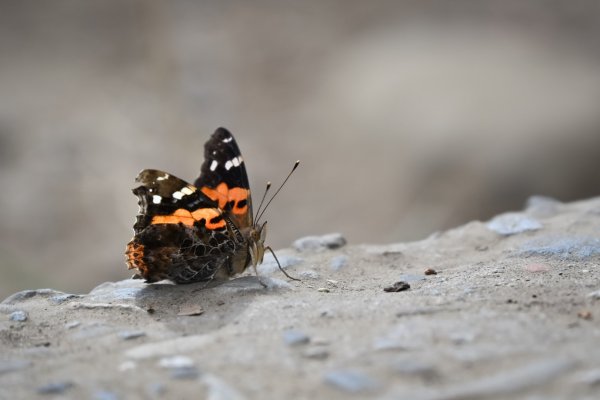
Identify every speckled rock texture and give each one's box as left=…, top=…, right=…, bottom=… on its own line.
left=1, top=197, right=599, bottom=399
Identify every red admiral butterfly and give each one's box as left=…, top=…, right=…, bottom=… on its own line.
left=125, top=127, right=299, bottom=284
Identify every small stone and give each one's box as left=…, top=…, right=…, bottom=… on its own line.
left=283, top=329, right=310, bottom=346
left=301, top=347, right=329, bottom=360
left=487, top=213, right=542, bottom=235
left=330, top=255, right=348, bottom=271
left=577, top=310, right=592, bottom=320
left=93, top=390, right=119, bottom=400
left=317, top=288, right=330, bottom=293
left=37, top=381, right=74, bottom=395
left=324, top=370, right=379, bottom=393
left=293, top=233, right=346, bottom=252
left=9, top=310, right=28, bottom=322
left=49, top=294, right=79, bottom=304
left=524, top=263, right=550, bottom=273
left=118, top=330, right=146, bottom=340
left=383, top=282, right=410, bottom=292
left=424, top=268, right=437, bottom=275
left=170, top=366, right=199, bottom=380
left=64, top=321, right=81, bottom=329
left=177, top=304, right=204, bottom=316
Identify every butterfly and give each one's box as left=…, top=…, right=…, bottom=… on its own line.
left=125, top=127, right=299, bottom=284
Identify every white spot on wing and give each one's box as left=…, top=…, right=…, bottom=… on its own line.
left=152, top=195, right=162, bottom=204
left=172, top=191, right=184, bottom=200
left=156, top=174, right=169, bottom=181
left=232, top=157, right=240, bottom=167
left=210, top=160, right=218, bottom=171
left=223, top=136, right=233, bottom=143
left=225, top=160, right=233, bottom=170
left=181, top=186, right=194, bottom=195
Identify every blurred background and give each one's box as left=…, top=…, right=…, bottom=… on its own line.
left=1, top=0, right=599, bottom=299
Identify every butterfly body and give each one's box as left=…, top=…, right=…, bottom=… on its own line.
left=125, top=127, right=268, bottom=283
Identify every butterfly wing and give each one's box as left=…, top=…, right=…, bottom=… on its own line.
left=194, top=127, right=253, bottom=229
left=126, top=169, right=240, bottom=283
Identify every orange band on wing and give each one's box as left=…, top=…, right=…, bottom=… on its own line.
left=151, top=208, right=225, bottom=229
left=201, top=183, right=249, bottom=215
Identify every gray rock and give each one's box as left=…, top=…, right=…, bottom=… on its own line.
left=487, top=213, right=542, bottom=235
left=302, top=347, right=329, bottom=360
left=93, top=390, right=120, bottom=400
left=49, top=294, right=80, bottom=304
left=329, top=255, right=348, bottom=271
left=293, top=233, right=347, bottom=252
left=118, top=330, right=146, bottom=340
left=520, top=235, right=600, bottom=260
left=37, top=381, right=74, bottom=395
left=9, top=310, right=28, bottom=322
left=283, top=329, right=310, bottom=345
left=324, top=369, right=380, bottom=393
left=0, top=359, right=32, bottom=375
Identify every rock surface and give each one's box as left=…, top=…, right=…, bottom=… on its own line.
left=1, top=197, right=600, bottom=399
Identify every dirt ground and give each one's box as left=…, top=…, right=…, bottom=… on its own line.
left=1, top=196, right=599, bottom=399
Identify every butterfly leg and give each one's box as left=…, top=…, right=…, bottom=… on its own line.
left=265, top=246, right=301, bottom=281
left=252, top=263, right=268, bottom=288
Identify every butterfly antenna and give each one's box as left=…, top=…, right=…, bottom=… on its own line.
left=256, top=160, right=300, bottom=224
left=254, top=181, right=272, bottom=222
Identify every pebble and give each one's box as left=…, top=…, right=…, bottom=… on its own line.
left=424, top=268, right=437, bottom=275
left=283, top=329, right=310, bottom=346
left=93, top=390, right=119, bottom=400
left=383, top=282, right=410, bottom=292
left=317, top=288, right=330, bottom=293
left=9, top=310, right=28, bottom=322
left=118, top=330, right=146, bottom=340
left=577, top=310, right=592, bottom=320
left=37, top=381, right=74, bottom=395
left=0, top=359, right=32, bottom=375
left=329, top=255, right=348, bottom=271
left=301, top=347, right=329, bottom=360
left=486, top=213, right=542, bottom=235
left=293, top=233, right=346, bottom=252
left=49, top=294, right=79, bottom=305
left=324, top=370, right=380, bottom=393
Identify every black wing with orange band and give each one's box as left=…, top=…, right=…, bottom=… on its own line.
left=194, top=127, right=253, bottom=229
left=131, top=169, right=227, bottom=234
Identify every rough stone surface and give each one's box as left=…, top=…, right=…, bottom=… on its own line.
left=1, top=197, right=600, bottom=399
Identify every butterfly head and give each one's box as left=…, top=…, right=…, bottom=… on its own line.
left=247, top=221, right=268, bottom=268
